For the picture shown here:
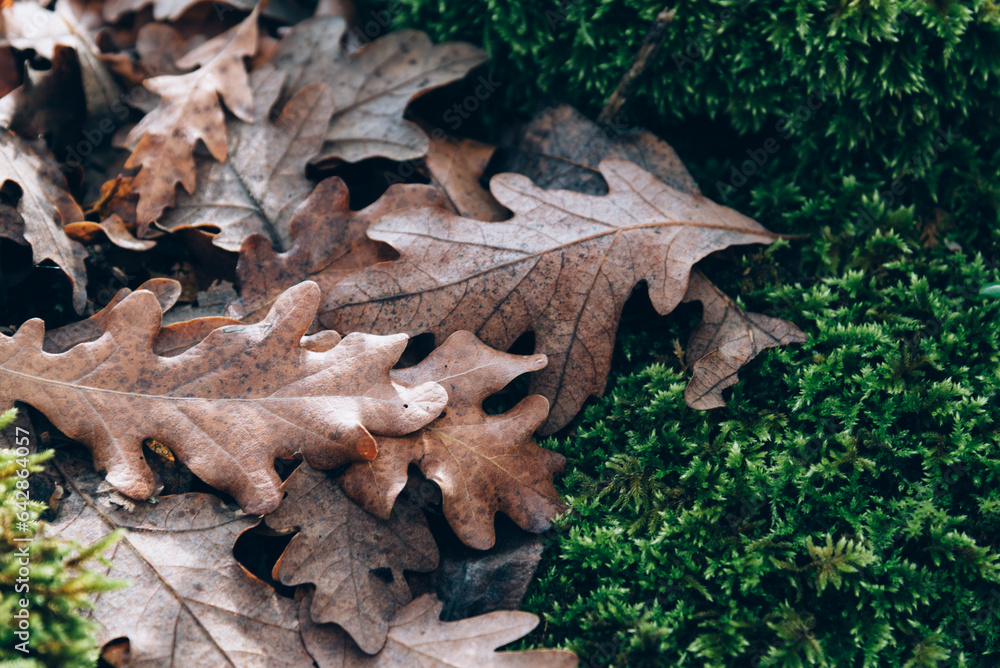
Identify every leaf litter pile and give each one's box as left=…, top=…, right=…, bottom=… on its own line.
left=0, top=1, right=806, bottom=665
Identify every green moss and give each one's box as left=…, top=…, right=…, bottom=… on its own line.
left=388, top=0, right=1000, bottom=664
left=0, top=412, right=124, bottom=668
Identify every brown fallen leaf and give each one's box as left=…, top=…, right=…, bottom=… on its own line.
left=102, top=0, right=255, bottom=23
left=265, top=464, right=439, bottom=655
left=0, top=280, right=448, bottom=514
left=124, top=4, right=258, bottom=225
left=270, top=15, right=488, bottom=163
left=0, top=44, right=86, bottom=151
left=153, top=60, right=336, bottom=250
left=227, top=177, right=446, bottom=324
left=1, top=1, right=123, bottom=119
left=43, top=277, right=182, bottom=353
left=299, top=592, right=579, bottom=667
left=681, top=269, right=807, bottom=409
left=340, top=330, right=566, bottom=550
left=64, top=214, right=157, bottom=251
left=496, top=102, right=700, bottom=196
left=420, top=127, right=509, bottom=222
left=323, top=159, right=784, bottom=433
left=49, top=450, right=315, bottom=667
left=0, top=131, right=89, bottom=313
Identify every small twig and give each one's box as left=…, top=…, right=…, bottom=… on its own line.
left=597, top=6, right=676, bottom=127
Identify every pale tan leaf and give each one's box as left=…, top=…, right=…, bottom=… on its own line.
left=299, top=593, right=579, bottom=667
left=49, top=451, right=314, bottom=668
left=270, top=16, right=488, bottom=163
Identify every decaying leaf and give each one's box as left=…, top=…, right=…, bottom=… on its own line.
left=324, top=159, right=784, bottom=433
left=124, top=5, right=258, bottom=225
left=0, top=281, right=448, bottom=514
left=227, top=177, right=446, bottom=324
left=153, top=62, right=336, bottom=250
left=421, top=129, right=508, bottom=221
left=496, top=102, right=699, bottom=196
left=299, top=593, right=579, bottom=667
left=0, top=131, right=89, bottom=313
left=431, top=520, right=544, bottom=622
left=270, top=15, right=487, bottom=163
left=265, top=464, right=439, bottom=655
left=682, top=269, right=807, bottom=409
left=49, top=451, right=315, bottom=667
left=340, top=330, right=566, bottom=550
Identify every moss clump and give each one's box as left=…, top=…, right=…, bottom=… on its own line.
left=388, top=0, right=1000, bottom=664
left=0, top=410, right=123, bottom=668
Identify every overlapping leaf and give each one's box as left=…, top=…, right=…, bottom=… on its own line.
left=49, top=451, right=315, bottom=667
left=265, top=464, right=439, bottom=655
left=153, top=62, right=335, bottom=250
left=340, top=330, right=566, bottom=550
left=682, top=269, right=807, bottom=409
left=227, top=177, right=445, bottom=323
left=299, top=593, right=579, bottom=667
left=124, top=5, right=259, bottom=225
left=0, top=281, right=448, bottom=514
left=270, top=15, right=487, bottom=163
left=0, top=131, right=89, bottom=313
left=323, top=159, right=784, bottom=433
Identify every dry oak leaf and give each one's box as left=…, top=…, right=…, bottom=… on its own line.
left=270, top=15, right=488, bottom=163
left=153, top=60, right=336, bottom=250
left=43, top=277, right=182, bottom=354
left=64, top=214, right=157, bottom=251
left=339, top=330, right=566, bottom=550
left=124, top=4, right=259, bottom=225
left=227, top=176, right=446, bottom=324
left=265, top=464, right=439, bottom=655
left=0, top=131, right=89, bottom=313
left=49, top=451, right=315, bottom=668
left=299, top=593, right=579, bottom=667
left=102, top=0, right=256, bottom=23
left=0, top=280, right=448, bottom=515
left=682, top=269, right=806, bottom=409
left=496, top=102, right=700, bottom=196
left=323, top=159, right=784, bottom=434
left=1, top=1, right=123, bottom=119
left=40, top=277, right=330, bottom=359
left=420, top=126, right=508, bottom=222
